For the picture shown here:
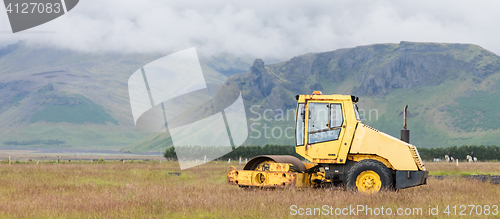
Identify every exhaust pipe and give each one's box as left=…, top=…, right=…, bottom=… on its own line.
left=401, top=105, right=410, bottom=143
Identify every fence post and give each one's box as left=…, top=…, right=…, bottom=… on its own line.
left=239, top=157, right=241, bottom=164
left=456, top=159, right=458, bottom=166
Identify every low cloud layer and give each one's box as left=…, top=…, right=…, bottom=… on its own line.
left=1, top=0, right=500, bottom=60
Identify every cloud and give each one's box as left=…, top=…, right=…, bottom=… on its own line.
left=1, top=0, right=500, bottom=60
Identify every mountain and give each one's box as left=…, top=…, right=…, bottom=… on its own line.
left=226, top=41, right=500, bottom=148
left=2, top=41, right=500, bottom=153
left=0, top=42, right=252, bottom=151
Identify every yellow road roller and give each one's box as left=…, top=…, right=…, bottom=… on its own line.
left=227, top=91, right=428, bottom=193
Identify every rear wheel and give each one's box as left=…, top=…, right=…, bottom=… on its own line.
left=346, top=159, right=394, bottom=193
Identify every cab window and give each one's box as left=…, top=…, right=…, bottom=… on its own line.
left=330, top=103, right=343, bottom=128
left=353, top=103, right=360, bottom=121
left=308, top=103, right=329, bottom=133
left=308, top=102, right=343, bottom=144
left=295, top=103, right=305, bottom=146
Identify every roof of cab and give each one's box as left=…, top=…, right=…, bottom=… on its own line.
left=296, top=94, right=354, bottom=102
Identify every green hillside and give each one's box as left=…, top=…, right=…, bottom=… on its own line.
left=29, top=93, right=118, bottom=125
left=127, top=41, right=500, bottom=152
left=122, top=133, right=173, bottom=153
left=225, top=42, right=500, bottom=148
left=3, top=41, right=500, bottom=152
left=0, top=42, right=251, bottom=150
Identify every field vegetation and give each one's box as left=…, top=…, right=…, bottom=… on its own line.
left=0, top=161, right=499, bottom=218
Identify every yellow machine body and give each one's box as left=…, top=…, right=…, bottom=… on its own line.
left=228, top=92, right=428, bottom=192
left=227, top=164, right=325, bottom=188
left=227, top=164, right=313, bottom=188
left=293, top=94, right=424, bottom=171
left=350, top=123, right=424, bottom=171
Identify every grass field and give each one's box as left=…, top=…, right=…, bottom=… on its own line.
left=1, top=161, right=500, bottom=218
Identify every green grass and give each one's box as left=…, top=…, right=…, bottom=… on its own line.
left=448, top=88, right=500, bottom=131
left=430, top=170, right=500, bottom=176
left=30, top=94, right=118, bottom=125
left=427, top=162, right=500, bottom=176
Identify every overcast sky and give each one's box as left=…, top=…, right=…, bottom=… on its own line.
left=1, top=0, right=499, bottom=60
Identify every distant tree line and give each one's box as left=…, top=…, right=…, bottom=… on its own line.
left=163, top=145, right=301, bottom=160
left=417, top=145, right=500, bottom=161
left=164, top=145, right=500, bottom=162
left=3, top=139, right=65, bottom=146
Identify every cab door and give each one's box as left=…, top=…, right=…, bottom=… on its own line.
left=305, top=101, right=346, bottom=162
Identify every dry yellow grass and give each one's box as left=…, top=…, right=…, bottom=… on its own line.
left=0, top=161, right=499, bottom=218
left=427, top=162, right=500, bottom=175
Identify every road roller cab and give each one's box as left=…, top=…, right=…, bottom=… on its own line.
left=227, top=91, right=428, bottom=193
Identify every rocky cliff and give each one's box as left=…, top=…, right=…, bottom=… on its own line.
left=229, top=42, right=500, bottom=148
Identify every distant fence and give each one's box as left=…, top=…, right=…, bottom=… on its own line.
left=164, top=145, right=500, bottom=162
left=163, top=145, right=301, bottom=160
left=0, top=158, right=171, bottom=165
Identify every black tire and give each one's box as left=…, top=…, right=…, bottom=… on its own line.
left=346, top=159, right=394, bottom=192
